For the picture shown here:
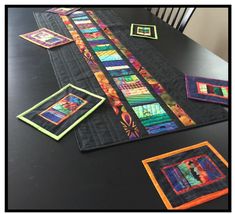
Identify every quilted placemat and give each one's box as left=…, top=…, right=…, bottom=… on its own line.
left=130, top=23, right=158, bottom=39
left=33, top=9, right=228, bottom=151
left=185, top=75, right=228, bottom=105
left=17, top=84, right=105, bottom=140
left=19, top=27, right=73, bottom=49
left=46, top=7, right=79, bottom=15
left=142, top=141, right=228, bottom=210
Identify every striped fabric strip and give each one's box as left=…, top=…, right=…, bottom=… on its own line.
left=74, top=20, right=92, bottom=25
left=69, top=11, right=178, bottom=135
left=87, top=10, right=195, bottom=127
left=60, top=15, right=141, bottom=140
left=72, top=16, right=89, bottom=20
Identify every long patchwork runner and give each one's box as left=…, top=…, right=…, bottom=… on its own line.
left=34, top=9, right=228, bottom=151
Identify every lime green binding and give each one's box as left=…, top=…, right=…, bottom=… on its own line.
left=130, top=23, right=158, bottom=40
left=17, top=83, right=106, bottom=141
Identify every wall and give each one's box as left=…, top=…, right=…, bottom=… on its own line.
left=151, top=8, right=228, bottom=61
left=183, top=8, right=228, bottom=61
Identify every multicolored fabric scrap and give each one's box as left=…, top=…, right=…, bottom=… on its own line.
left=142, top=141, right=228, bottom=210
left=39, top=93, right=88, bottom=125
left=17, top=84, right=106, bottom=140
left=130, top=23, right=158, bottom=39
left=185, top=75, right=228, bottom=105
left=19, top=28, right=73, bottom=49
left=46, top=7, right=79, bottom=15
left=62, top=11, right=185, bottom=136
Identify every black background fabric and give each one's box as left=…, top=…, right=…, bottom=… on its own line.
left=34, top=9, right=228, bottom=151
left=148, top=145, right=228, bottom=207
left=23, top=85, right=102, bottom=136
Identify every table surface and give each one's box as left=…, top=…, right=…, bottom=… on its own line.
left=7, top=7, right=229, bottom=211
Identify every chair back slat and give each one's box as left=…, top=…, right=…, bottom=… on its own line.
left=171, top=8, right=180, bottom=27
left=178, top=8, right=195, bottom=32
left=176, top=8, right=187, bottom=29
left=161, top=8, right=167, bottom=19
left=166, top=8, right=174, bottom=23
left=156, top=8, right=160, bottom=16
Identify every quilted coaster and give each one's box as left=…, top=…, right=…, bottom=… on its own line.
left=17, top=84, right=106, bottom=140
left=130, top=23, right=158, bottom=39
left=185, top=75, right=228, bottom=105
left=46, top=7, right=79, bottom=15
left=19, top=28, right=73, bottom=49
left=142, top=141, right=228, bottom=210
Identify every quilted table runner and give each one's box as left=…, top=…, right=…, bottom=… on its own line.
left=34, top=9, right=228, bottom=151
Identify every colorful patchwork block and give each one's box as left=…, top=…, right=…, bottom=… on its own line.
left=114, top=75, right=156, bottom=106
left=19, top=28, right=73, bottom=49
left=142, top=141, right=228, bottom=210
left=137, top=26, right=151, bottom=36
left=185, top=75, right=228, bottom=105
left=133, top=103, right=171, bottom=127
left=17, top=84, right=105, bottom=140
left=133, top=103, right=177, bottom=134
left=130, top=23, right=158, bottom=39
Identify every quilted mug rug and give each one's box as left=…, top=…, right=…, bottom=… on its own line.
left=17, top=84, right=106, bottom=140
left=142, top=141, right=228, bottom=210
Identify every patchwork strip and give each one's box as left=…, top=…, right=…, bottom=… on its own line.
left=87, top=10, right=195, bottom=127
left=39, top=93, right=88, bottom=125
left=60, top=15, right=141, bottom=140
left=114, top=75, right=156, bottom=106
left=132, top=103, right=177, bottom=134
left=70, top=11, right=178, bottom=135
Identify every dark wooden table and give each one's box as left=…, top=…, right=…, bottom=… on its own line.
left=7, top=7, right=229, bottom=211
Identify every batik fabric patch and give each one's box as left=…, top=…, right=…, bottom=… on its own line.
left=17, top=84, right=106, bottom=140
left=46, top=7, right=79, bottom=15
left=185, top=75, right=228, bottom=105
left=130, top=23, right=158, bottom=39
left=142, top=141, right=228, bottom=210
left=19, top=28, right=73, bottom=49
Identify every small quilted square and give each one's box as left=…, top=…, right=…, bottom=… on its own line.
left=17, top=84, right=105, bottom=140
left=130, top=23, right=158, bottom=39
left=19, top=28, right=73, bottom=49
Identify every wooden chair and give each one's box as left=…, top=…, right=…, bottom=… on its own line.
left=146, top=7, right=196, bottom=32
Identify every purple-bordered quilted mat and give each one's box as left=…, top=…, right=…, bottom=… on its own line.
left=185, top=75, right=228, bottom=106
